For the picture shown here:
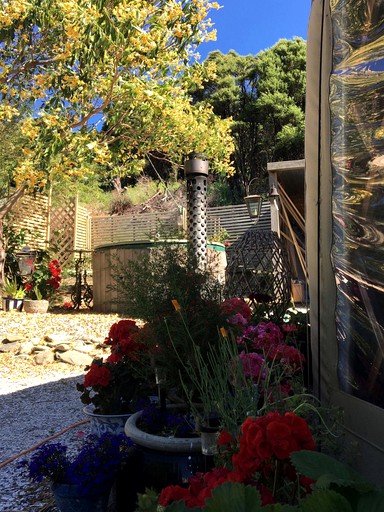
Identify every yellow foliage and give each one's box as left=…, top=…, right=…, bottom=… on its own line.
left=2, top=0, right=234, bottom=190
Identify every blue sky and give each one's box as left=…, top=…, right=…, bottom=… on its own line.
left=198, top=0, right=311, bottom=60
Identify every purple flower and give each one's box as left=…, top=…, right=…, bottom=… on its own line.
left=19, top=433, right=133, bottom=494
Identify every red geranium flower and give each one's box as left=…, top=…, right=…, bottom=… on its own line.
left=158, top=485, right=190, bottom=507
left=105, top=320, right=139, bottom=346
left=83, top=364, right=111, bottom=388
left=258, top=484, right=276, bottom=505
left=217, top=430, right=233, bottom=446
left=231, top=412, right=315, bottom=481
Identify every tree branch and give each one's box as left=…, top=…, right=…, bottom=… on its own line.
left=0, top=185, right=26, bottom=219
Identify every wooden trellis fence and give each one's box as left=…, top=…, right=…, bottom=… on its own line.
left=7, top=192, right=271, bottom=268
left=91, top=209, right=184, bottom=247
left=50, top=196, right=91, bottom=267
left=91, top=204, right=271, bottom=249
left=207, top=203, right=271, bottom=244
left=6, top=191, right=49, bottom=249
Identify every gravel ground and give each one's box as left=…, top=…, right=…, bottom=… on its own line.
left=0, top=310, right=124, bottom=512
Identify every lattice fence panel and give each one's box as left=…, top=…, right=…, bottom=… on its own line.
left=91, top=204, right=271, bottom=249
left=91, top=209, right=183, bottom=248
left=50, top=200, right=76, bottom=267
left=207, top=203, right=271, bottom=244
left=6, top=192, right=49, bottom=249
left=50, top=198, right=91, bottom=267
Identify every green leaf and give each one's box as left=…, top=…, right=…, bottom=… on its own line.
left=203, top=482, right=262, bottom=512
left=165, top=501, right=199, bottom=512
left=300, top=490, right=354, bottom=512
left=263, top=504, right=299, bottom=512
left=291, top=451, right=367, bottom=487
left=357, top=491, right=384, bottom=512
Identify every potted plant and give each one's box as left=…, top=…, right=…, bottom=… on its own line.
left=128, top=294, right=319, bottom=494
left=19, top=433, right=133, bottom=512
left=1, top=276, right=26, bottom=311
left=146, top=410, right=316, bottom=510
left=139, top=449, right=384, bottom=511
left=77, top=319, right=153, bottom=436
left=133, top=297, right=347, bottom=511
left=125, top=403, right=207, bottom=493
left=23, top=253, right=62, bottom=313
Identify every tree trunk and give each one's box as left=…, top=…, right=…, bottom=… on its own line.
left=0, top=186, right=26, bottom=286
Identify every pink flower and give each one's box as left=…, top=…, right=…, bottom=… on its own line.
left=227, top=313, right=248, bottom=326
left=220, top=298, right=252, bottom=322
left=239, top=351, right=267, bottom=381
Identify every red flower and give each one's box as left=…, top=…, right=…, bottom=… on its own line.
left=158, top=485, right=190, bottom=507
left=268, top=344, right=305, bottom=372
left=284, top=412, right=315, bottom=451
left=299, top=475, right=316, bottom=494
left=83, top=364, right=111, bottom=388
left=49, top=260, right=62, bottom=278
left=105, top=320, right=139, bottom=346
left=231, top=412, right=315, bottom=481
left=281, top=323, right=298, bottom=332
left=217, top=430, right=233, bottom=446
left=265, top=416, right=295, bottom=459
left=47, top=277, right=61, bottom=289
left=111, top=336, right=144, bottom=360
left=159, top=468, right=234, bottom=509
left=265, top=382, right=292, bottom=403
left=258, top=484, right=276, bottom=505
left=220, top=298, right=252, bottom=322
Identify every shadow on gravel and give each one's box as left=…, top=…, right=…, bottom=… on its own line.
left=0, top=375, right=90, bottom=512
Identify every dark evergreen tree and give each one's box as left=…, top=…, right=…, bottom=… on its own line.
left=191, top=38, right=306, bottom=198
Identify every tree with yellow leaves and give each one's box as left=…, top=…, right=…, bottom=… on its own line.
left=0, top=0, right=234, bottom=191
left=0, top=0, right=235, bottom=282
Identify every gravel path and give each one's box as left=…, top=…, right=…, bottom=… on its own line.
left=0, top=311, right=124, bottom=512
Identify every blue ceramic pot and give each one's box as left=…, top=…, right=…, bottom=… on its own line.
left=83, top=405, right=131, bottom=436
left=51, top=482, right=112, bottom=512
left=124, top=406, right=207, bottom=491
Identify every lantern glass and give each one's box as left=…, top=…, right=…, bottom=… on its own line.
left=17, top=247, right=36, bottom=275
left=244, top=194, right=263, bottom=220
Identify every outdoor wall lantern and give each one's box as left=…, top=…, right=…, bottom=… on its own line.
left=244, top=178, right=263, bottom=220
left=269, top=183, right=279, bottom=202
left=16, top=246, right=36, bottom=275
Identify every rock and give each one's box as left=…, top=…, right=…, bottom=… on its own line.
left=72, top=341, right=93, bottom=354
left=44, top=334, right=72, bottom=344
left=34, top=351, right=55, bottom=365
left=2, top=335, right=23, bottom=343
left=90, top=337, right=106, bottom=345
left=53, top=344, right=72, bottom=352
left=0, top=342, right=21, bottom=353
left=18, top=341, right=34, bottom=355
left=27, top=337, right=44, bottom=345
left=32, top=345, right=50, bottom=352
left=55, top=350, right=92, bottom=367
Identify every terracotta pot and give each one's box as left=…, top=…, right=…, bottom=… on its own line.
left=23, top=299, right=49, bottom=314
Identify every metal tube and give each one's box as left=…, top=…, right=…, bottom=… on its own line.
left=185, top=153, right=209, bottom=270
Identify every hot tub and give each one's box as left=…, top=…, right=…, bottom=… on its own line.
left=92, top=240, right=226, bottom=313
